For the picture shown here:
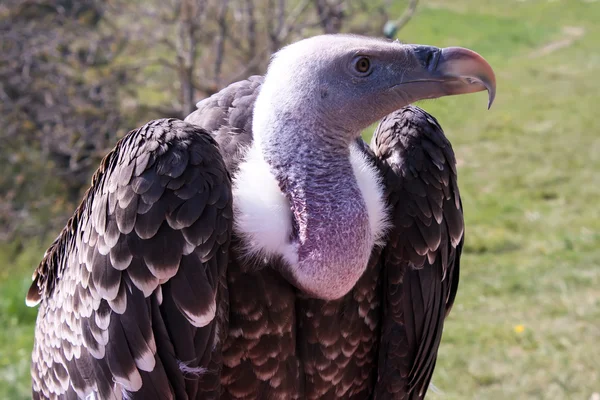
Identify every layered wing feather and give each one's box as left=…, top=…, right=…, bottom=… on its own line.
left=28, top=118, right=232, bottom=399
left=371, top=106, right=463, bottom=399
left=185, top=75, right=263, bottom=174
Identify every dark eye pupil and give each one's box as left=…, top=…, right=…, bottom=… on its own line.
left=356, top=57, right=370, bottom=73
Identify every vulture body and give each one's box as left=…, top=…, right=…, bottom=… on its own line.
left=27, top=35, right=495, bottom=399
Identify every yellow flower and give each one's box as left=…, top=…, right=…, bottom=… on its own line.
left=514, top=324, right=525, bottom=334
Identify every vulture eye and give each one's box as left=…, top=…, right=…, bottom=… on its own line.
left=353, top=56, right=372, bottom=75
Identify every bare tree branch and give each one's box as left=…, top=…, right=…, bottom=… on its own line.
left=313, top=0, right=345, bottom=34
left=245, top=0, right=257, bottom=61
left=383, top=0, right=418, bottom=38
left=213, top=0, right=230, bottom=88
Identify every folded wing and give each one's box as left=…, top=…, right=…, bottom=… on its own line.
left=28, top=118, right=232, bottom=399
left=371, top=106, right=463, bottom=399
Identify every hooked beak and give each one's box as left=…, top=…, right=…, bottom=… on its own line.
left=398, top=45, right=496, bottom=109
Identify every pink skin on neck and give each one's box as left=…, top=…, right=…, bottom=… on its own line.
left=261, top=120, right=372, bottom=300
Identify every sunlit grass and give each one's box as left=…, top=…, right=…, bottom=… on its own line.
left=392, top=1, right=600, bottom=398
left=0, top=241, right=44, bottom=399
left=2, top=0, right=599, bottom=398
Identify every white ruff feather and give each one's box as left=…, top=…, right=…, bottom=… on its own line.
left=232, top=143, right=298, bottom=266
left=177, top=359, right=208, bottom=377
left=233, top=141, right=389, bottom=260
left=349, top=142, right=390, bottom=246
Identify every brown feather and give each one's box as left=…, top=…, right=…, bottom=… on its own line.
left=29, top=118, right=232, bottom=399
left=371, top=105, right=463, bottom=399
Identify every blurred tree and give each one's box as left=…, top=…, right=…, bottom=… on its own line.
left=0, top=0, right=130, bottom=239
left=0, top=0, right=414, bottom=242
left=109, top=0, right=391, bottom=117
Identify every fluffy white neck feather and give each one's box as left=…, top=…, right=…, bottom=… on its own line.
left=233, top=46, right=389, bottom=299
left=232, top=140, right=389, bottom=280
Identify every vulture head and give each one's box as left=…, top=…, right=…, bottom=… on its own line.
left=240, top=35, right=495, bottom=300
left=254, top=35, right=495, bottom=144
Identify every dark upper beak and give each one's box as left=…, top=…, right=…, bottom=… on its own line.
left=401, top=45, right=496, bottom=109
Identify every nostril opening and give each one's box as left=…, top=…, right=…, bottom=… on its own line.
left=425, top=52, right=434, bottom=67
left=413, top=46, right=441, bottom=71
left=428, top=49, right=441, bottom=71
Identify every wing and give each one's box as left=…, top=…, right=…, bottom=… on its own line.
left=185, top=75, right=263, bottom=173
left=28, top=118, right=232, bottom=399
left=371, top=106, right=463, bottom=399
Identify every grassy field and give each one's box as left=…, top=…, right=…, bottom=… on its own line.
left=2, top=0, right=599, bottom=398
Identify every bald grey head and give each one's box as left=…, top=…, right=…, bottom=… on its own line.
left=254, top=35, right=495, bottom=146
left=248, top=34, right=495, bottom=300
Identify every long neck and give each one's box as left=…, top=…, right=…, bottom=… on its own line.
left=256, top=113, right=373, bottom=299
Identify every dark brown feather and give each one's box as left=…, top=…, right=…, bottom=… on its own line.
left=371, top=106, right=463, bottom=399
left=29, top=118, right=232, bottom=399
left=185, top=75, right=263, bottom=173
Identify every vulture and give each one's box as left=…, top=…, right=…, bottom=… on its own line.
left=27, top=34, right=495, bottom=399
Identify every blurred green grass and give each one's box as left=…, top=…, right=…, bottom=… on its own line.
left=0, top=241, right=44, bottom=399
left=2, top=0, right=599, bottom=398
left=397, top=1, right=600, bottom=398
